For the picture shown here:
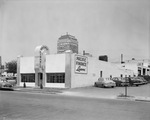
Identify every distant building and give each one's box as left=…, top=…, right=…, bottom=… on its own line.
left=113, top=59, right=150, bottom=76
left=57, top=33, right=78, bottom=54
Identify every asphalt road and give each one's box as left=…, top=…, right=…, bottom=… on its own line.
left=0, top=91, right=150, bottom=120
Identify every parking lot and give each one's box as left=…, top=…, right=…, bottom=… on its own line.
left=61, top=83, right=150, bottom=99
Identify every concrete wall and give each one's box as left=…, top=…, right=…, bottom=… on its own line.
left=71, top=54, right=97, bottom=88
left=46, top=54, right=65, bottom=73
left=20, top=56, right=35, bottom=87
left=70, top=54, right=133, bottom=88
left=20, top=57, right=35, bottom=73
left=125, top=63, right=138, bottom=76
left=45, top=54, right=65, bottom=88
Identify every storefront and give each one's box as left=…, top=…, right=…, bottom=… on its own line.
left=17, top=45, right=134, bottom=88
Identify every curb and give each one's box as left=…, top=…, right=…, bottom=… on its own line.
left=13, top=87, right=150, bottom=102
left=117, top=96, right=150, bottom=102
left=134, top=97, right=150, bottom=102
left=13, top=88, right=63, bottom=94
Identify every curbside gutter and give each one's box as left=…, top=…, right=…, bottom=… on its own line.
left=117, top=96, right=150, bottom=102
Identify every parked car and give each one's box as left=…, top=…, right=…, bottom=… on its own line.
left=5, top=77, right=17, bottom=86
left=111, top=77, right=124, bottom=86
left=0, top=77, right=16, bottom=90
left=94, top=77, right=116, bottom=88
left=136, top=76, right=148, bottom=84
left=111, top=77, right=130, bottom=87
left=129, top=77, right=142, bottom=86
left=139, top=75, right=150, bottom=83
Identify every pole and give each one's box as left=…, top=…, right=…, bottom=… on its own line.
left=125, top=76, right=128, bottom=97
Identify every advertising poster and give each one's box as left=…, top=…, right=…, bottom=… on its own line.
left=75, top=55, right=88, bottom=74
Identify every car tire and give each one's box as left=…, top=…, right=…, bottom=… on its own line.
left=102, top=84, right=105, bottom=88
left=94, top=83, right=97, bottom=87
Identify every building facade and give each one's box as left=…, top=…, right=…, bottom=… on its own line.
left=17, top=46, right=134, bottom=88
left=57, top=33, right=78, bottom=54
left=114, top=59, right=150, bottom=76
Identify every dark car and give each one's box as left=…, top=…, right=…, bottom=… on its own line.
left=129, top=77, right=142, bottom=86
left=111, top=77, right=130, bottom=87
left=111, top=77, right=123, bottom=86
left=136, top=76, right=148, bottom=84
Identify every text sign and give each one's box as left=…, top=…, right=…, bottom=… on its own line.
left=75, top=55, right=88, bottom=74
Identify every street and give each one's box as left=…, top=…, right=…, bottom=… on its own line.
left=0, top=90, right=150, bottom=120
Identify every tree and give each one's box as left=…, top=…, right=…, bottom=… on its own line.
left=6, top=60, right=17, bottom=74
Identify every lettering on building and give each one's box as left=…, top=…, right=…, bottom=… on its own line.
left=75, top=55, right=88, bottom=74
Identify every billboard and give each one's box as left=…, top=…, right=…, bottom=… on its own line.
left=75, top=55, right=88, bottom=74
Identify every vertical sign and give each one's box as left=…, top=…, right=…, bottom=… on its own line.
left=75, top=55, right=88, bottom=74
left=34, top=45, right=49, bottom=72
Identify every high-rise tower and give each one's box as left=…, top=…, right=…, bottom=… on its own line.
left=57, top=33, right=78, bottom=54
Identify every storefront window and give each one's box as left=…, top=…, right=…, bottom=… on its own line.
left=21, top=74, right=35, bottom=82
left=47, top=73, right=65, bottom=83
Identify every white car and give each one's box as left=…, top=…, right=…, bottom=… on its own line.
left=94, top=77, right=116, bottom=88
left=0, top=77, right=16, bottom=90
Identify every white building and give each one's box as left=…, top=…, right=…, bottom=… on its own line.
left=17, top=45, right=134, bottom=88
left=114, top=59, right=150, bottom=76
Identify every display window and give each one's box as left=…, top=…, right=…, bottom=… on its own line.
left=21, top=74, right=35, bottom=82
left=47, top=73, right=65, bottom=83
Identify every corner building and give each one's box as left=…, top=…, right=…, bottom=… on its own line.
left=17, top=46, right=134, bottom=88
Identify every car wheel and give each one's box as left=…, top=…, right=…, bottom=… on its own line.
left=94, top=83, right=97, bottom=87
left=102, top=84, right=105, bottom=88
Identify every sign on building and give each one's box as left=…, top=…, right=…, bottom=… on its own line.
left=34, top=45, right=49, bottom=72
left=75, top=55, right=88, bottom=74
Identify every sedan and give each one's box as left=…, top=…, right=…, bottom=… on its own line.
left=94, top=77, right=116, bottom=88
left=129, top=77, right=142, bottom=86
left=0, top=78, right=14, bottom=90
left=111, top=77, right=123, bottom=86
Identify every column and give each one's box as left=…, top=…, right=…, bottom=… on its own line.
left=35, top=70, right=38, bottom=87
left=65, top=53, right=71, bottom=88
left=17, top=56, right=22, bottom=86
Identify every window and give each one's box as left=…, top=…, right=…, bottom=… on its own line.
left=21, top=74, right=35, bottom=82
left=47, top=73, right=65, bottom=83
left=120, top=74, right=123, bottom=78
left=100, top=71, right=103, bottom=77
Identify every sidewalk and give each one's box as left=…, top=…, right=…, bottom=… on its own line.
left=14, top=86, right=64, bottom=94
left=14, top=86, right=150, bottom=102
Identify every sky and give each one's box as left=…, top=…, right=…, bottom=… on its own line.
left=0, top=0, right=150, bottom=64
